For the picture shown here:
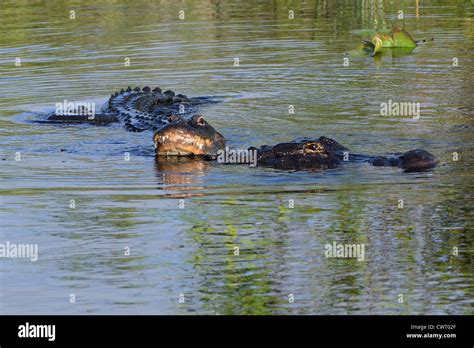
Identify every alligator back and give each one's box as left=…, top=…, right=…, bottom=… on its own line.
left=45, top=86, right=213, bottom=133
left=105, top=86, right=209, bottom=132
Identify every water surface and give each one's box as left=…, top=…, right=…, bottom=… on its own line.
left=0, top=0, right=473, bottom=314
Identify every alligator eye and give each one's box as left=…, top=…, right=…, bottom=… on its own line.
left=196, top=116, right=206, bottom=126
left=304, top=142, right=321, bottom=154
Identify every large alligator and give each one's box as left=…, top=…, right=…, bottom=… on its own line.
left=43, top=86, right=437, bottom=172
left=249, top=137, right=436, bottom=172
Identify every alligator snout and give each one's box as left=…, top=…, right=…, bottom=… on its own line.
left=153, top=114, right=226, bottom=156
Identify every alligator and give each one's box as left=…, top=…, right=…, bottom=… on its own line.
left=44, top=86, right=227, bottom=155
left=249, top=137, right=437, bottom=172
left=42, top=86, right=437, bottom=172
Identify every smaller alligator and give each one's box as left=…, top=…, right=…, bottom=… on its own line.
left=248, top=137, right=437, bottom=172
left=41, top=86, right=438, bottom=172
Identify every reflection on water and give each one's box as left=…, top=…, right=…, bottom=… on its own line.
left=0, top=0, right=473, bottom=314
left=154, top=157, right=211, bottom=195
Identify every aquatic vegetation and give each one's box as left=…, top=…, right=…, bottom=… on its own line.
left=352, top=27, right=417, bottom=56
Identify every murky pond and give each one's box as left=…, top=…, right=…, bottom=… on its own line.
left=0, top=0, right=473, bottom=314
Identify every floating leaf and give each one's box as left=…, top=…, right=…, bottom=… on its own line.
left=391, top=28, right=417, bottom=47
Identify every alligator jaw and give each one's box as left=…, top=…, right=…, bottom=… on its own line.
left=153, top=115, right=226, bottom=157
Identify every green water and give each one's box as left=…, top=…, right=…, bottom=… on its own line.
left=0, top=0, right=473, bottom=314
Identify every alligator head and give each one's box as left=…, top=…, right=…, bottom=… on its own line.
left=153, top=114, right=226, bottom=156
left=254, top=137, right=348, bottom=170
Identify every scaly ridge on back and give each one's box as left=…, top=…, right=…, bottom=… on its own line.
left=45, top=86, right=206, bottom=133
left=105, top=86, right=196, bottom=132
